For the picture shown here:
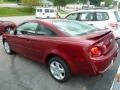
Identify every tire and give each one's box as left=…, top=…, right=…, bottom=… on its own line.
left=3, top=41, right=13, bottom=54
left=48, top=56, right=71, bottom=83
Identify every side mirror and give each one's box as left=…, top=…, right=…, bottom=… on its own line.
left=9, top=30, right=15, bottom=35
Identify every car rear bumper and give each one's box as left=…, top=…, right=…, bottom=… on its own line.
left=71, top=42, right=118, bottom=76
left=90, top=42, right=118, bottom=75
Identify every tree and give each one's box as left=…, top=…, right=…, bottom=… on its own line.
left=51, top=0, right=68, bottom=7
left=89, top=0, right=104, bottom=6
left=50, top=0, right=69, bottom=10
left=104, top=0, right=113, bottom=6
left=21, top=0, right=41, bottom=6
left=69, top=0, right=86, bottom=4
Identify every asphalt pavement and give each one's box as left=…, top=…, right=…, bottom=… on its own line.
left=0, top=16, right=120, bottom=90
left=111, top=40, right=120, bottom=90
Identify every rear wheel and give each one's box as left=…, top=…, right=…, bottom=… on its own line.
left=3, top=41, right=13, bottom=54
left=48, top=56, right=71, bottom=83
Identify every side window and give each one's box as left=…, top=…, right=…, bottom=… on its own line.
left=50, top=9, right=54, bottom=13
left=45, top=9, right=49, bottom=13
left=39, top=9, right=42, bottom=12
left=37, top=9, right=39, bottom=12
left=78, top=12, right=95, bottom=21
left=114, top=11, right=120, bottom=22
left=16, top=22, right=38, bottom=35
left=66, top=13, right=78, bottom=20
left=36, top=24, right=56, bottom=36
left=96, top=12, right=109, bottom=21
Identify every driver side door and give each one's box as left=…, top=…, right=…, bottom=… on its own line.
left=8, top=22, right=39, bottom=59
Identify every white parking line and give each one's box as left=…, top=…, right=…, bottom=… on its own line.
left=110, top=65, right=120, bottom=90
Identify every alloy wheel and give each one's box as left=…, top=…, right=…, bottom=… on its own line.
left=50, top=61, right=65, bottom=80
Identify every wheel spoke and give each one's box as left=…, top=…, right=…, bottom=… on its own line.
left=50, top=63, right=56, bottom=69
left=58, top=68, right=65, bottom=74
left=57, top=73, right=62, bottom=80
left=50, top=64, right=56, bottom=73
left=55, top=62, right=60, bottom=68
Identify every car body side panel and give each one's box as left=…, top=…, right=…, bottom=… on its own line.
left=3, top=33, right=93, bottom=75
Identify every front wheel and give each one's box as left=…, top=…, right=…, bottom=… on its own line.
left=48, top=56, right=71, bottom=83
left=3, top=41, right=13, bottom=54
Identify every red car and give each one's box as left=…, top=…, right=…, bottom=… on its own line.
left=2, top=19, right=118, bottom=82
left=0, top=21, right=16, bottom=35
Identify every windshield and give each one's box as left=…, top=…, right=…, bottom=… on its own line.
left=53, top=20, right=98, bottom=36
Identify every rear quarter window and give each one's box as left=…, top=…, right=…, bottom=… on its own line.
left=96, top=12, right=109, bottom=21
left=114, top=11, right=120, bottom=22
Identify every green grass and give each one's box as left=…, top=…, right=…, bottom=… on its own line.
left=1, top=1, right=16, bottom=4
left=0, top=7, right=35, bottom=17
left=0, top=1, right=16, bottom=4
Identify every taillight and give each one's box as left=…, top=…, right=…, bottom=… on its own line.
left=108, top=22, right=118, bottom=29
left=90, top=47, right=101, bottom=56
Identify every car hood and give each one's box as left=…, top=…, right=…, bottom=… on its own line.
left=0, top=21, right=14, bottom=24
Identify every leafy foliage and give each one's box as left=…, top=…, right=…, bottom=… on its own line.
left=21, top=0, right=41, bottom=6
left=104, top=0, right=113, bottom=6
left=69, top=0, right=86, bottom=4
left=50, top=0, right=104, bottom=6
left=50, top=0, right=68, bottom=6
left=89, top=0, right=104, bottom=6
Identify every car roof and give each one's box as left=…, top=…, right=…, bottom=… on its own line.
left=70, top=9, right=118, bottom=14
left=29, top=19, right=67, bottom=25
left=36, top=7, right=56, bottom=9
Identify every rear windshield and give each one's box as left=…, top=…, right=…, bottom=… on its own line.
left=53, top=20, right=98, bottom=36
left=114, top=11, right=120, bottom=22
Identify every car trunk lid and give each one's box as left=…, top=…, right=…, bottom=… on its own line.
left=83, top=30, right=115, bottom=55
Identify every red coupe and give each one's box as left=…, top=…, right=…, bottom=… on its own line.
left=0, top=21, right=16, bottom=35
left=2, top=19, right=118, bottom=82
